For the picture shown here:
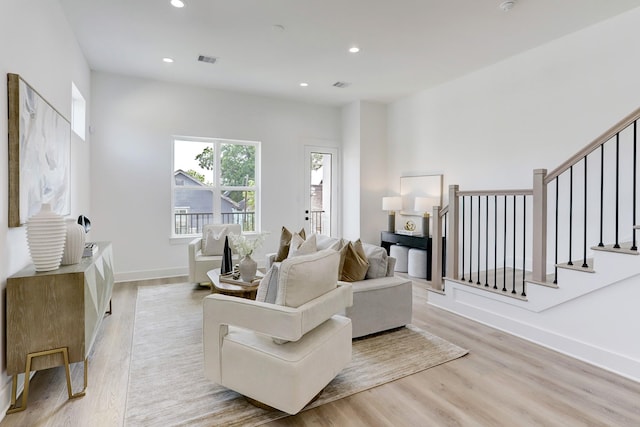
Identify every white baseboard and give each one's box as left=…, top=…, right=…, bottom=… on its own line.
left=115, top=267, right=187, bottom=283
left=428, top=289, right=640, bottom=383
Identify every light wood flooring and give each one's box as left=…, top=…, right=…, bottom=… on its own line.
left=1, top=276, right=639, bottom=427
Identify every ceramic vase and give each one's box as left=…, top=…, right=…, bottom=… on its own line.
left=239, top=254, right=257, bottom=282
left=61, top=218, right=86, bottom=265
left=26, top=203, right=66, bottom=271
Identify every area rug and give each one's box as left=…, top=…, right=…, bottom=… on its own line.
left=124, top=283, right=468, bottom=426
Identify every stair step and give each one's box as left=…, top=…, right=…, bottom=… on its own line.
left=591, top=243, right=639, bottom=255
left=556, top=259, right=595, bottom=273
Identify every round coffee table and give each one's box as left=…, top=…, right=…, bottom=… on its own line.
left=207, top=268, right=261, bottom=300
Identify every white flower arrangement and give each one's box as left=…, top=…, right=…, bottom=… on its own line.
left=228, top=232, right=269, bottom=257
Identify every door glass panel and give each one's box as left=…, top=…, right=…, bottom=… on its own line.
left=309, top=152, right=332, bottom=235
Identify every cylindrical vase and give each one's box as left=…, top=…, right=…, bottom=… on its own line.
left=61, top=218, right=86, bottom=265
left=26, top=203, right=66, bottom=272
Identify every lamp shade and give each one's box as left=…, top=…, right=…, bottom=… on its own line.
left=382, top=196, right=402, bottom=211
left=414, top=196, right=438, bottom=213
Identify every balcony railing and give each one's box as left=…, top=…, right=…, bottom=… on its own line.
left=174, top=212, right=255, bottom=235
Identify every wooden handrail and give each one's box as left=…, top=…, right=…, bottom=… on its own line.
left=545, top=106, right=640, bottom=184
left=457, top=189, right=533, bottom=197
left=439, top=205, right=449, bottom=216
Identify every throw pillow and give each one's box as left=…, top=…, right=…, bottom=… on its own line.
left=275, top=227, right=306, bottom=262
left=256, top=263, right=280, bottom=304
left=362, top=242, right=389, bottom=279
left=287, top=233, right=317, bottom=258
left=202, top=226, right=228, bottom=256
left=275, top=249, right=340, bottom=308
left=314, top=233, right=340, bottom=250
left=339, top=239, right=369, bottom=282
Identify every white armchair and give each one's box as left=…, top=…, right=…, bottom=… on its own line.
left=203, top=249, right=353, bottom=415
left=188, top=223, right=242, bottom=285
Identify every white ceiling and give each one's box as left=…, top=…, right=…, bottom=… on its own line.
left=59, top=0, right=640, bottom=106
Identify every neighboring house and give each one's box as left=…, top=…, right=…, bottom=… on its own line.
left=173, top=169, right=239, bottom=214
left=174, top=170, right=245, bottom=234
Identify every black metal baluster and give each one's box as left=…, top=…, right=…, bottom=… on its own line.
left=568, top=165, right=574, bottom=265
left=461, top=196, right=465, bottom=281
left=615, top=133, right=620, bottom=248
left=503, top=196, right=507, bottom=292
left=583, top=156, right=589, bottom=268
left=494, top=196, right=498, bottom=289
left=633, top=121, right=638, bottom=251
left=512, top=195, right=516, bottom=294
left=522, top=196, right=527, bottom=297
left=554, top=177, right=559, bottom=284
left=485, top=195, right=489, bottom=287
left=477, top=195, right=481, bottom=285
left=599, top=144, right=604, bottom=247
left=469, top=196, right=473, bottom=283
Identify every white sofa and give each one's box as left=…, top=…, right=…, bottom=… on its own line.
left=267, top=234, right=413, bottom=338
left=188, top=223, right=242, bottom=285
left=203, top=249, right=353, bottom=415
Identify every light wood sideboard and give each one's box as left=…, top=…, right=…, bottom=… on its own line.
left=6, top=241, right=114, bottom=413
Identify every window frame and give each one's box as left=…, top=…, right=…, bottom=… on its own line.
left=171, top=136, right=261, bottom=238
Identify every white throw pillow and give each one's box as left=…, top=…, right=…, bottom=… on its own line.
left=276, top=249, right=340, bottom=308
left=256, top=263, right=280, bottom=304
left=314, top=233, right=340, bottom=250
left=202, top=226, right=228, bottom=256
left=362, top=242, right=389, bottom=279
left=287, top=233, right=317, bottom=258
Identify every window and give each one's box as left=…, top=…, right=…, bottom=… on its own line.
left=71, top=82, right=86, bottom=140
left=172, top=137, right=259, bottom=236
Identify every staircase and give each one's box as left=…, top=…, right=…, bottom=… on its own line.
left=426, top=107, right=640, bottom=382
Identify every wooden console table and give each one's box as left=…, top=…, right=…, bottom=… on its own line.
left=380, top=232, right=433, bottom=280
left=6, top=242, right=114, bottom=413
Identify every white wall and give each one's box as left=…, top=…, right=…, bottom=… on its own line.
left=0, top=0, right=91, bottom=415
left=90, top=72, right=341, bottom=280
left=387, top=7, right=640, bottom=199
left=388, top=7, right=640, bottom=379
left=341, top=102, right=361, bottom=240
left=341, top=101, right=389, bottom=244
left=359, top=102, right=388, bottom=245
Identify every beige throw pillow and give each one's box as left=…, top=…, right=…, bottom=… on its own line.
left=339, top=239, right=370, bottom=282
left=275, top=227, right=306, bottom=262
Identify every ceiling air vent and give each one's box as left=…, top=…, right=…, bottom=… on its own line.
left=333, top=81, right=351, bottom=88
left=197, top=55, right=217, bottom=64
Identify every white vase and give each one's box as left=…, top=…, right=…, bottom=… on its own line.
left=61, top=218, right=86, bottom=265
left=26, top=203, right=66, bottom=272
left=239, top=254, right=257, bottom=282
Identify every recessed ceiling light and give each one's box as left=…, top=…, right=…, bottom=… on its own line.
left=163, top=57, right=174, bottom=63
left=170, top=0, right=185, bottom=8
left=299, top=82, right=309, bottom=87
left=349, top=46, right=360, bottom=53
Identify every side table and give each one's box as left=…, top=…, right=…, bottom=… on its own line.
left=207, top=268, right=261, bottom=300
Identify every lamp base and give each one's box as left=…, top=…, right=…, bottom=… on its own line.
left=422, top=214, right=430, bottom=237
left=388, top=213, right=396, bottom=233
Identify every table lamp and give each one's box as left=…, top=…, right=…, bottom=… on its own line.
left=382, top=196, right=402, bottom=233
left=414, top=196, right=438, bottom=237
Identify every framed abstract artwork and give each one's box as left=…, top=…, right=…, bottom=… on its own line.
left=8, top=73, right=71, bottom=227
